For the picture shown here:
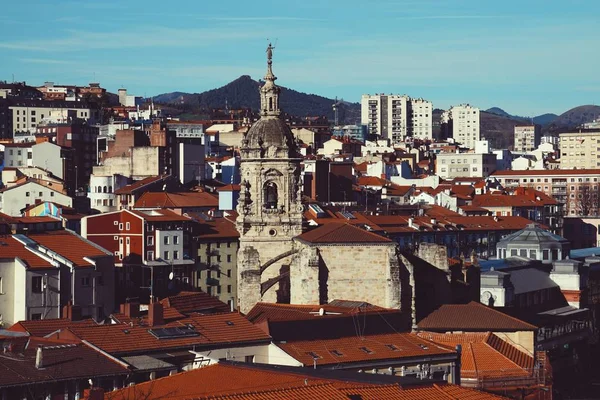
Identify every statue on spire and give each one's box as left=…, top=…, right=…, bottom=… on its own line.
left=266, top=42, right=274, bottom=64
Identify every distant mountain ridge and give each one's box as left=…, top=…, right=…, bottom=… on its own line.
left=153, top=75, right=360, bottom=123
left=485, top=107, right=558, bottom=126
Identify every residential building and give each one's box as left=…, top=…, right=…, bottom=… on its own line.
left=191, top=215, right=239, bottom=309
left=0, top=230, right=115, bottom=325
left=31, top=141, right=74, bottom=192
left=361, top=94, right=432, bottom=143
left=514, top=124, right=541, bottom=152
left=303, top=159, right=354, bottom=203
left=9, top=99, right=98, bottom=137
left=436, top=152, right=497, bottom=179
left=0, top=180, right=72, bottom=216
left=113, top=174, right=176, bottom=210
left=88, top=173, right=129, bottom=213
left=2, top=142, right=32, bottom=168
left=133, top=191, right=219, bottom=214
left=81, top=209, right=195, bottom=302
left=443, top=104, right=480, bottom=149
left=559, top=130, right=600, bottom=169
left=492, top=169, right=600, bottom=216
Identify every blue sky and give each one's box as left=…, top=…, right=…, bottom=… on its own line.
left=0, top=0, right=598, bottom=116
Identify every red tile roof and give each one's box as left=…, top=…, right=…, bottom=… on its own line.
left=418, top=332, right=534, bottom=380
left=113, top=175, right=169, bottom=195
left=160, top=291, right=231, bottom=314
left=277, top=332, right=454, bottom=366
left=190, top=215, right=240, bottom=240
left=0, top=339, right=128, bottom=387
left=28, top=230, right=111, bottom=267
left=106, top=363, right=506, bottom=400
left=129, top=209, right=191, bottom=222
left=0, top=236, right=52, bottom=269
left=7, top=318, right=98, bottom=337
left=63, top=312, right=270, bottom=355
left=473, top=191, right=557, bottom=208
left=296, top=222, right=391, bottom=244
left=417, top=302, right=537, bottom=332
left=357, top=176, right=388, bottom=187
left=134, top=191, right=219, bottom=209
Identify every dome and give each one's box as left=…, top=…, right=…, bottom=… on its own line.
left=496, top=223, right=570, bottom=264
left=498, top=223, right=568, bottom=247
left=244, top=117, right=296, bottom=149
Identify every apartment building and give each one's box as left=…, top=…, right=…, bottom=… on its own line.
left=493, top=169, right=600, bottom=216
left=443, top=104, right=480, bottom=149
left=361, top=94, right=433, bottom=143
left=9, top=99, right=98, bottom=136
left=436, top=152, right=497, bottom=179
left=408, top=98, right=433, bottom=140
left=559, top=130, right=600, bottom=169
left=514, top=124, right=541, bottom=152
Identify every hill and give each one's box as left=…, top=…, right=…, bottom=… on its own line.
left=485, top=107, right=558, bottom=126
left=546, top=105, right=600, bottom=132
left=153, top=75, right=360, bottom=123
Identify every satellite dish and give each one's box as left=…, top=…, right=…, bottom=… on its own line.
left=168, top=272, right=174, bottom=281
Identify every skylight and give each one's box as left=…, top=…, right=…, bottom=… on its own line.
left=330, top=349, right=344, bottom=357
left=306, top=351, right=321, bottom=359
left=385, top=344, right=399, bottom=351
left=148, top=326, right=199, bottom=340
left=359, top=346, right=374, bottom=354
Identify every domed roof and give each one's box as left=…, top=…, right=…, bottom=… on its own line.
left=498, top=223, right=568, bottom=247
left=245, top=116, right=296, bottom=149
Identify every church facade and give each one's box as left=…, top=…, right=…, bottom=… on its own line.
left=236, top=45, right=410, bottom=314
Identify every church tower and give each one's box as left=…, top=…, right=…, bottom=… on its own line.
left=236, top=44, right=304, bottom=313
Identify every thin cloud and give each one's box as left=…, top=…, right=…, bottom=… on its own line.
left=19, top=58, right=69, bottom=65
left=395, top=15, right=508, bottom=20
left=197, top=16, right=323, bottom=22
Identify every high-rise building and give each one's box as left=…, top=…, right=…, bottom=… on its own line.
left=444, top=104, right=480, bottom=149
left=514, top=124, right=541, bottom=153
left=361, top=94, right=432, bottom=143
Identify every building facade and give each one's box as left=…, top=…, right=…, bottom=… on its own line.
left=514, top=124, right=541, bottom=153
left=559, top=131, right=600, bottom=169
left=444, top=104, right=480, bottom=149
left=436, top=152, right=497, bottom=179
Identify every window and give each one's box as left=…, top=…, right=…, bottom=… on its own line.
left=216, top=242, right=221, bottom=249
left=227, top=242, right=231, bottom=248
left=147, top=236, right=154, bottom=246
left=164, top=236, right=169, bottom=245
left=50, top=192, right=54, bottom=197
left=26, top=191, right=30, bottom=197
left=32, top=276, right=43, bottom=293
left=147, top=251, right=154, bottom=261
left=227, top=284, right=232, bottom=293
left=217, top=286, right=221, bottom=294
left=173, top=236, right=179, bottom=245
left=126, top=237, right=130, bottom=245
left=126, top=222, right=130, bottom=230
left=174, top=250, right=179, bottom=260
left=31, top=313, right=42, bottom=320
left=0, top=277, right=3, bottom=294
left=227, top=255, right=232, bottom=263
left=510, top=249, right=517, bottom=256
left=119, top=223, right=123, bottom=230
left=543, top=249, right=549, bottom=260
left=164, top=251, right=170, bottom=260
left=227, top=269, right=232, bottom=277
left=217, top=255, right=222, bottom=262
left=81, top=276, right=90, bottom=287
left=245, top=355, right=254, bottom=363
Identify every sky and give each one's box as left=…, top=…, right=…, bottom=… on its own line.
left=0, top=0, right=599, bottom=116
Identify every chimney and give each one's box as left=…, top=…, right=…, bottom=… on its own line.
left=123, top=300, right=140, bottom=318
left=35, top=346, right=43, bottom=369
left=453, top=344, right=462, bottom=386
left=82, top=388, right=105, bottom=400
left=148, top=301, right=164, bottom=327
left=63, top=301, right=82, bottom=321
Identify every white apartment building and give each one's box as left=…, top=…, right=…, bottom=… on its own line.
left=445, top=104, right=480, bottom=149
left=408, top=98, right=433, bottom=140
left=514, top=125, right=541, bottom=153
left=559, top=131, right=600, bottom=170
left=361, top=94, right=433, bottom=143
left=0, top=181, right=72, bottom=216
left=2, top=143, right=32, bottom=168
left=436, top=152, right=497, bottom=179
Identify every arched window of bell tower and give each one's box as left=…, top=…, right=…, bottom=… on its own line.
left=264, top=181, right=278, bottom=209
left=269, top=97, right=273, bottom=111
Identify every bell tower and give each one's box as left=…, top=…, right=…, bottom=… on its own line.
left=236, top=44, right=303, bottom=313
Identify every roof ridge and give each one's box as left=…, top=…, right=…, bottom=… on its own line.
left=432, top=383, right=461, bottom=400
left=470, top=302, right=538, bottom=329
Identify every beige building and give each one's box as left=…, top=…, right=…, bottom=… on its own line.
left=559, top=131, right=600, bottom=169
left=9, top=99, right=97, bottom=135
left=409, top=98, right=433, bottom=140
left=514, top=125, right=541, bottom=152
left=445, top=104, right=480, bottom=149
left=436, top=152, right=497, bottom=179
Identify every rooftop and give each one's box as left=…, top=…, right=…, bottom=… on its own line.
left=296, top=222, right=391, bottom=245
left=114, top=175, right=170, bottom=195
left=134, top=191, right=219, bottom=209
left=159, top=291, right=231, bottom=314
left=417, top=302, right=537, bottom=332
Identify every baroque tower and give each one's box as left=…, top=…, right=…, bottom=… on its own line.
left=236, top=44, right=303, bottom=313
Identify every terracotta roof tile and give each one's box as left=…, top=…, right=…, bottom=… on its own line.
left=64, top=312, right=270, bottom=356
left=196, top=383, right=349, bottom=399
left=190, top=216, right=240, bottom=239
left=417, top=302, right=537, bottom=332
left=418, top=332, right=533, bottom=380
left=0, top=339, right=128, bottom=387
left=0, top=236, right=52, bottom=269
left=7, top=318, right=98, bottom=337
left=245, top=302, right=387, bottom=325
left=114, top=175, right=169, bottom=195
left=277, top=332, right=454, bottom=366
left=339, top=383, right=506, bottom=400
left=27, top=230, right=111, bottom=266
left=296, top=222, right=391, bottom=244
left=134, top=191, right=219, bottom=209
left=160, top=291, right=231, bottom=314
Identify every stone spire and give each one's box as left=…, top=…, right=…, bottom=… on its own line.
left=260, top=43, right=280, bottom=117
